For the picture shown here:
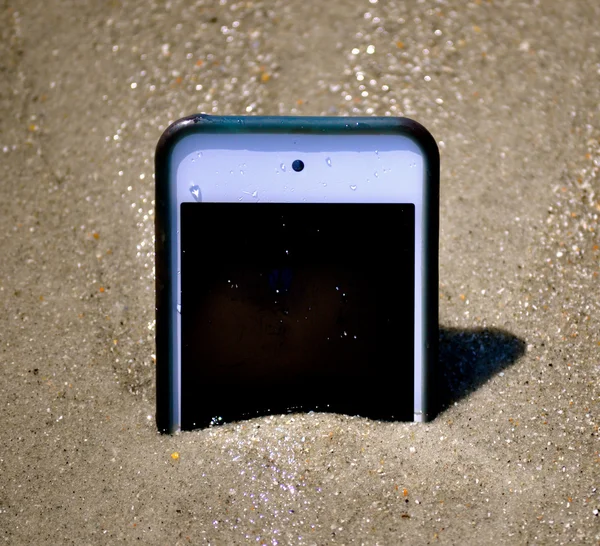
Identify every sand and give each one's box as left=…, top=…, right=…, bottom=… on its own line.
left=0, top=0, right=598, bottom=543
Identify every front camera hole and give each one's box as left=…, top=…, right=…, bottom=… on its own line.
left=292, top=159, right=304, bottom=172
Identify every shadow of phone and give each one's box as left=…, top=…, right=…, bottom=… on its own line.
left=436, top=326, right=526, bottom=413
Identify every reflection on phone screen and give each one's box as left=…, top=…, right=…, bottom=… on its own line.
left=180, top=203, right=414, bottom=428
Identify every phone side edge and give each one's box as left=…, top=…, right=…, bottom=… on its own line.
left=403, top=120, right=440, bottom=423
left=155, top=118, right=198, bottom=433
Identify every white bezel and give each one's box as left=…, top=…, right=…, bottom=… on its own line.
left=169, top=133, right=426, bottom=427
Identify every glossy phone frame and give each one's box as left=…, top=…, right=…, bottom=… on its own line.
left=155, top=115, right=439, bottom=433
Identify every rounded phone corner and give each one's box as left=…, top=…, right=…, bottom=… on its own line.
left=155, top=115, right=202, bottom=171
left=395, top=118, right=439, bottom=157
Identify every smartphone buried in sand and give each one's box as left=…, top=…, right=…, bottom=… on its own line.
left=155, top=115, right=439, bottom=433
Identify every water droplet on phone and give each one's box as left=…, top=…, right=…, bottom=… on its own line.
left=176, top=304, right=181, bottom=314
left=189, top=185, right=202, bottom=201
left=322, top=182, right=327, bottom=187
left=240, top=170, right=244, bottom=175
left=374, top=171, right=379, bottom=178
left=230, top=170, right=234, bottom=175
left=197, top=152, right=203, bottom=158
left=252, top=190, right=258, bottom=198
left=326, top=157, right=332, bottom=166
left=238, top=196, right=243, bottom=201
left=280, top=163, right=286, bottom=172
left=349, top=184, right=357, bottom=191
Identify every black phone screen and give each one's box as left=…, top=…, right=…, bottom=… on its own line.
left=180, top=203, right=414, bottom=428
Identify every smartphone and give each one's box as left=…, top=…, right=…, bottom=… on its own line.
left=155, top=115, right=439, bottom=433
